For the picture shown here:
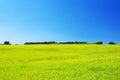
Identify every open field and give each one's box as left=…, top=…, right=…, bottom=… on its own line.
left=0, top=44, right=120, bottom=80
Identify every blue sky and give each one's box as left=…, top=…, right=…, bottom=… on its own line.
left=0, top=0, right=120, bottom=43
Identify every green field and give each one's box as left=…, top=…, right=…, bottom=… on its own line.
left=0, top=44, right=120, bottom=80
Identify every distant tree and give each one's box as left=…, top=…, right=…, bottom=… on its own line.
left=49, top=41, right=57, bottom=44
left=4, top=41, right=11, bottom=45
left=58, top=41, right=88, bottom=44
left=24, top=41, right=57, bottom=45
left=95, top=41, right=103, bottom=44
left=108, top=42, right=116, bottom=45
left=78, top=42, right=88, bottom=44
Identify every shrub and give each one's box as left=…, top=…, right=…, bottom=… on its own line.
left=78, top=42, right=88, bottom=44
left=24, top=41, right=57, bottom=44
left=4, top=41, right=11, bottom=45
left=108, top=42, right=116, bottom=44
left=95, top=41, right=103, bottom=44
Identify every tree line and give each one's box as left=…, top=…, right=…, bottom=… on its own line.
left=24, top=41, right=116, bottom=45
left=1, top=41, right=116, bottom=45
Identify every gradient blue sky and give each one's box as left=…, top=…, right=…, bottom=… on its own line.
left=0, top=0, right=120, bottom=43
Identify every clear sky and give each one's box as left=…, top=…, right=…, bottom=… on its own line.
left=0, top=0, right=120, bottom=43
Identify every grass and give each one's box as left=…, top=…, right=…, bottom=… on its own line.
left=0, top=44, right=120, bottom=80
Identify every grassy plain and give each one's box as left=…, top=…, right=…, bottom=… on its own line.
left=0, top=44, right=120, bottom=80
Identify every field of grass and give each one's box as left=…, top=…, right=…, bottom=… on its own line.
left=0, top=44, right=120, bottom=80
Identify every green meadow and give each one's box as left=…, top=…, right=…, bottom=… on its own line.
left=0, top=44, right=120, bottom=80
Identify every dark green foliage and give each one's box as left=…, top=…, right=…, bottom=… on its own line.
left=95, top=41, right=103, bottom=44
left=24, top=41, right=57, bottom=44
left=59, top=42, right=74, bottom=44
left=24, top=41, right=88, bottom=44
left=4, top=41, right=11, bottom=45
left=108, top=42, right=116, bottom=44
left=59, top=41, right=88, bottom=44
left=76, top=41, right=88, bottom=44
